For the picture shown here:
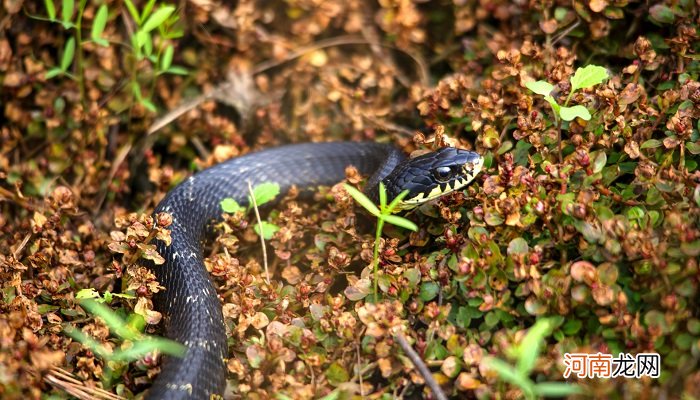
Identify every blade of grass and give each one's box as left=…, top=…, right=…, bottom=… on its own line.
left=344, top=184, right=380, bottom=217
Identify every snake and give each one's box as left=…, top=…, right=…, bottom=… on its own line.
left=146, top=142, right=483, bottom=399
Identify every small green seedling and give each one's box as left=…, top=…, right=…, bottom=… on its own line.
left=527, top=64, right=609, bottom=161
left=220, top=182, right=282, bottom=240
left=344, top=182, right=417, bottom=302
left=484, top=318, right=584, bottom=399
left=65, top=299, right=186, bottom=388
left=526, top=64, right=609, bottom=122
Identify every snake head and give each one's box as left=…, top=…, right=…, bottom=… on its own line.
left=383, top=147, right=483, bottom=211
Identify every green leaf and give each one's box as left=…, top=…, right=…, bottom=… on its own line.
left=381, top=214, right=417, bottom=231
left=251, top=182, right=280, bottom=206
left=45, top=67, right=63, bottom=79
left=324, top=362, right=349, bottom=386
left=134, top=30, right=150, bottom=54
left=141, top=5, right=175, bottom=33
left=253, top=221, right=279, bottom=240
left=534, top=382, right=585, bottom=397
left=543, top=95, right=561, bottom=116
left=45, top=0, right=56, bottom=20
left=379, top=180, right=387, bottom=208
left=526, top=80, right=554, bottom=96
left=111, top=337, right=185, bottom=361
left=61, top=0, right=74, bottom=27
left=76, top=288, right=101, bottom=301
left=344, top=184, right=380, bottom=217
left=220, top=198, right=244, bottom=214
left=419, top=282, right=439, bottom=301
left=592, top=151, right=607, bottom=173
left=649, top=4, right=676, bottom=24
left=141, top=0, right=157, bottom=22
left=570, top=65, right=609, bottom=92
left=91, top=4, right=109, bottom=47
left=559, top=105, right=591, bottom=121
left=686, top=141, right=700, bottom=155
left=60, top=36, right=75, bottom=72
left=80, top=300, right=138, bottom=340
left=507, top=237, right=529, bottom=256
left=626, top=206, right=645, bottom=220
left=641, top=139, right=663, bottom=149
left=386, top=187, right=411, bottom=214
left=484, top=357, right=535, bottom=398
left=139, top=97, right=157, bottom=113
left=516, top=319, right=552, bottom=375
left=161, top=44, right=174, bottom=70
left=164, top=66, right=188, bottom=76
left=123, top=0, right=140, bottom=25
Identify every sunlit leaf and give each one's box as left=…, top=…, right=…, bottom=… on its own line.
left=45, top=0, right=56, bottom=20
left=253, top=221, right=279, bottom=240
left=76, top=288, right=101, bottom=301
left=641, top=139, right=662, bottom=149
left=559, top=105, right=591, bottom=121
left=484, top=357, right=535, bottom=398
left=161, top=44, right=174, bottom=70
left=221, top=198, right=244, bottom=214
left=526, top=80, right=554, bottom=96
left=123, top=0, right=140, bottom=25
left=60, top=36, right=75, bottom=71
left=61, top=0, right=74, bottom=28
left=91, top=4, right=109, bottom=47
left=164, top=66, right=188, bottom=75
left=45, top=67, right=63, bottom=79
left=79, top=300, right=138, bottom=340
left=516, top=319, right=552, bottom=375
left=141, top=5, right=175, bottom=33
left=534, top=382, right=585, bottom=397
left=344, top=184, right=380, bottom=217
left=251, top=182, right=280, bottom=206
left=570, top=65, right=609, bottom=92
left=381, top=214, right=417, bottom=231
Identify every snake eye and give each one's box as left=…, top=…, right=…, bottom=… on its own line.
left=432, top=166, right=454, bottom=182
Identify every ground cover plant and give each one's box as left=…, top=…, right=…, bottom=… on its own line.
left=0, top=0, right=699, bottom=399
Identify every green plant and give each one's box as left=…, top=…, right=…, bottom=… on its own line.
left=483, top=319, right=584, bottom=399
left=343, top=182, right=417, bottom=302
left=526, top=64, right=609, bottom=160
left=65, top=299, right=185, bottom=388
left=39, top=0, right=186, bottom=112
left=39, top=0, right=110, bottom=103
left=122, top=0, right=187, bottom=112
left=76, top=288, right=135, bottom=304
left=220, top=182, right=282, bottom=240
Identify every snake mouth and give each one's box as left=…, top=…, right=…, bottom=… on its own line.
left=390, top=149, right=484, bottom=211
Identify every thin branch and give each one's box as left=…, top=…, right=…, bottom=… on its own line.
left=247, top=181, right=270, bottom=284
left=394, top=332, right=448, bottom=400
left=45, top=367, right=125, bottom=400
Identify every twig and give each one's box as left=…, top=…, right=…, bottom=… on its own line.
left=394, top=332, right=448, bottom=400
left=44, top=367, right=125, bottom=400
left=247, top=181, right=270, bottom=284
left=0, top=185, right=41, bottom=212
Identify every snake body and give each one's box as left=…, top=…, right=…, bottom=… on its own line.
left=146, top=142, right=482, bottom=399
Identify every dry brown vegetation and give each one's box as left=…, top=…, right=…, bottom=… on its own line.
left=1, top=0, right=700, bottom=399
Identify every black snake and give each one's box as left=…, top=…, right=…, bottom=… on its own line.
left=146, top=142, right=483, bottom=399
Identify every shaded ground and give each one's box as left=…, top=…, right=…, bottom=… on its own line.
left=1, top=1, right=700, bottom=399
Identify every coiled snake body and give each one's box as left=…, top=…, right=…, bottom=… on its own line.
left=147, top=142, right=483, bottom=399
